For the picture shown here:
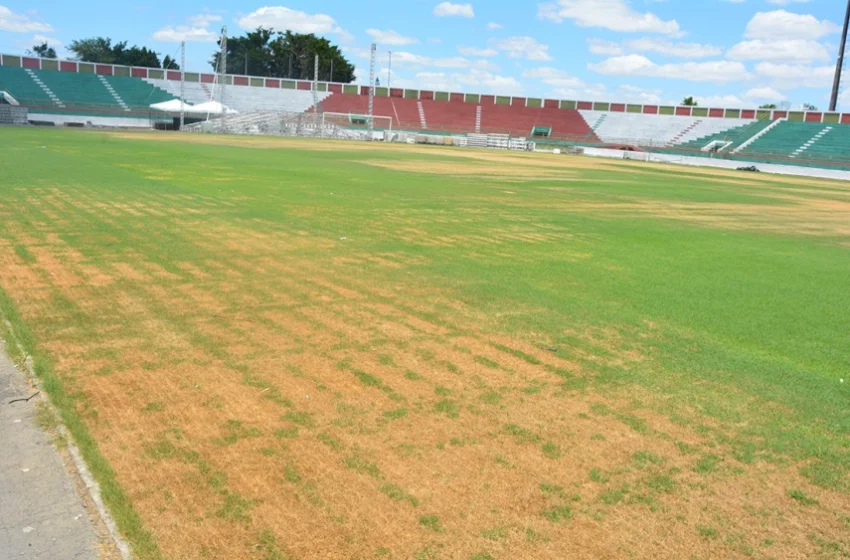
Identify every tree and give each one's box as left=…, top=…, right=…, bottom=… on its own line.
left=802, top=103, right=818, bottom=111
left=210, top=28, right=355, bottom=82
left=682, top=96, right=698, bottom=106
left=27, top=42, right=57, bottom=59
left=68, top=37, right=161, bottom=68
left=759, top=103, right=777, bottom=109
left=162, top=55, right=180, bottom=70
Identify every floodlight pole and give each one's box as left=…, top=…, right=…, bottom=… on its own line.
left=368, top=43, right=376, bottom=139
left=219, top=26, right=227, bottom=133
left=179, top=41, right=185, bottom=131
left=830, top=0, right=850, bottom=111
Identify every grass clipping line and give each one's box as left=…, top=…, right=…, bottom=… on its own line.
left=0, top=286, right=161, bottom=560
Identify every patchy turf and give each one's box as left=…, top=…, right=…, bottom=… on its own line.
left=1, top=128, right=849, bottom=560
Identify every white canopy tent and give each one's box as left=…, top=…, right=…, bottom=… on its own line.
left=191, top=101, right=238, bottom=115
left=149, top=99, right=191, bottom=112
left=149, top=99, right=237, bottom=116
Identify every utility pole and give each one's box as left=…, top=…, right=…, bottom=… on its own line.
left=244, top=52, right=248, bottom=76
left=830, top=0, right=850, bottom=111
left=368, top=43, right=376, bottom=138
left=219, top=26, right=227, bottom=132
left=179, top=41, right=185, bottom=130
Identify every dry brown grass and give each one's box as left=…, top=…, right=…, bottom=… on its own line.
left=2, top=199, right=848, bottom=560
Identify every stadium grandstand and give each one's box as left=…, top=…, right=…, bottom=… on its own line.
left=2, top=51, right=850, bottom=171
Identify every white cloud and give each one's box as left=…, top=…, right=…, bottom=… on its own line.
left=589, top=54, right=751, bottom=83
left=394, top=69, right=522, bottom=95
left=32, top=34, right=62, bottom=48
left=238, top=6, right=347, bottom=35
left=153, top=26, right=219, bottom=43
left=754, top=62, right=835, bottom=88
left=366, top=29, right=418, bottom=45
left=187, top=13, right=222, bottom=28
left=490, top=36, right=552, bottom=61
left=487, top=22, right=503, bottom=30
left=458, top=46, right=498, bottom=57
left=727, top=39, right=830, bottom=63
left=624, top=38, right=721, bottom=58
left=539, top=0, right=681, bottom=36
left=433, top=2, right=475, bottom=18
left=387, top=50, right=499, bottom=72
left=744, top=87, right=787, bottom=102
left=692, top=94, right=746, bottom=108
left=0, top=6, right=53, bottom=32
left=588, top=38, right=623, bottom=56
left=744, top=10, right=839, bottom=40
left=766, top=0, right=813, bottom=5
left=522, top=67, right=585, bottom=88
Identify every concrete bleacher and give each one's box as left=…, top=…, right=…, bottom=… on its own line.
left=0, top=67, right=55, bottom=106
left=676, top=119, right=774, bottom=152
left=580, top=111, right=754, bottom=146
left=144, top=78, right=331, bottom=114
left=737, top=121, right=850, bottom=166
left=481, top=104, right=594, bottom=140
left=318, top=93, right=594, bottom=139
left=0, top=66, right=173, bottom=122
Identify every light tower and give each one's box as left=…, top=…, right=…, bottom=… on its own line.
left=829, top=0, right=850, bottom=111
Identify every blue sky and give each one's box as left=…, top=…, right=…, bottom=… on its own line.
left=1, top=1, right=848, bottom=109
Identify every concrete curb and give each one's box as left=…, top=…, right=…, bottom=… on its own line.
left=2, top=321, right=133, bottom=560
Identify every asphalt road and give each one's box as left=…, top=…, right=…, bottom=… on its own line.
left=0, top=344, right=99, bottom=559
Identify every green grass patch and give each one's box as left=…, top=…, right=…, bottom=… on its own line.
left=418, top=515, right=444, bottom=533
left=380, top=483, right=419, bottom=507
left=383, top=408, right=408, bottom=420
left=787, top=488, right=818, bottom=506
left=542, top=505, right=573, bottom=523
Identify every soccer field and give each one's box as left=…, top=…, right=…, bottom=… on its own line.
left=1, top=128, right=848, bottom=560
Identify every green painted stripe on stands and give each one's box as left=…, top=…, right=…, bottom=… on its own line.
left=249, top=77, right=262, bottom=87
left=788, top=112, right=804, bottom=121
left=496, top=96, right=511, bottom=105
left=343, top=84, right=358, bottom=94
left=148, top=69, right=164, bottom=79
left=626, top=104, right=642, bottom=113
left=281, top=80, right=296, bottom=89
left=594, top=102, right=610, bottom=111
left=78, top=63, right=94, bottom=74
left=823, top=113, right=840, bottom=124
left=375, top=87, right=389, bottom=96
left=315, top=82, right=326, bottom=92
left=2, top=55, right=20, bottom=67
left=434, top=91, right=449, bottom=101
left=659, top=106, right=674, bottom=115
left=692, top=107, right=708, bottom=117
left=726, top=109, right=740, bottom=118
left=183, top=73, right=199, bottom=83
left=404, top=89, right=419, bottom=99
left=757, top=110, right=771, bottom=120
left=42, top=59, right=59, bottom=71
left=561, top=100, right=576, bottom=109
left=527, top=98, right=542, bottom=108
left=465, top=93, right=480, bottom=103
left=113, top=66, right=129, bottom=77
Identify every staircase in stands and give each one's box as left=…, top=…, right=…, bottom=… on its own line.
left=791, top=126, right=832, bottom=158
left=668, top=120, right=703, bottom=146
left=24, top=68, right=64, bottom=108
left=97, top=75, right=130, bottom=112
left=417, top=101, right=427, bottom=129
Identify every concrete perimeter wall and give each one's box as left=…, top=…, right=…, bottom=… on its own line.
left=580, top=147, right=850, bottom=182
